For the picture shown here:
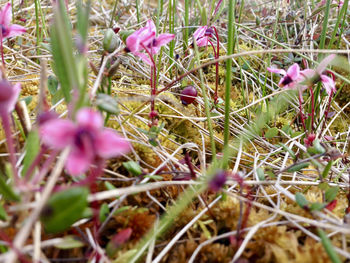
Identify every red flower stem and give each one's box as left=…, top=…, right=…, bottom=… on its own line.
left=213, top=26, right=220, bottom=104
left=319, top=92, right=333, bottom=137
left=1, top=113, right=18, bottom=183
left=0, top=31, right=5, bottom=66
left=141, top=44, right=157, bottom=125
left=24, top=145, right=47, bottom=182
left=208, top=39, right=219, bottom=103
left=309, top=87, right=315, bottom=133
left=298, top=90, right=306, bottom=132
left=31, top=149, right=59, bottom=185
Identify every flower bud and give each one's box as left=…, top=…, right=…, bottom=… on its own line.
left=103, top=29, right=120, bottom=53
left=180, top=86, right=197, bottom=106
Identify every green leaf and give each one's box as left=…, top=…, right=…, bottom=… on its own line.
left=144, top=175, right=163, bottom=180
left=287, top=162, right=310, bottom=172
left=96, top=94, right=120, bottom=115
left=317, top=228, right=342, bottom=263
left=291, top=131, right=303, bottom=138
left=318, top=182, right=330, bottom=191
left=50, top=0, right=79, bottom=103
left=279, top=143, right=296, bottom=160
left=325, top=187, right=339, bottom=203
left=310, top=202, right=326, bottom=211
left=22, top=131, right=40, bottom=177
left=47, top=75, right=59, bottom=95
left=307, top=139, right=326, bottom=155
left=0, top=174, right=20, bottom=202
left=265, top=127, right=279, bottom=139
left=256, top=168, right=265, bottom=181
left=54, top=236, right=85, bottom=249
left=0, top=203, right=8, bottom=221
left=104, top=181, right=116, bottom=190
left=322, top=161, right=333, bottom=179
left=99, top=203, right=109, bottom=223
left=119, top=30, right=134, bottom=43
left=295, top=192, right=309, bottom=209
left=76, top=0, right=90, bottom=43
left=281, top=124, right=292, bottom=135
left=40, top=187, right=89, bottom=233
left=123, top=161, right=142, bottom=176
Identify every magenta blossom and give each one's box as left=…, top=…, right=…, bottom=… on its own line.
left=126, top=20, right=175, bottom=65
left=300, top=54, right=336, bottom=95
left=0, top=3, right=26, bottom=39
left=0, top=79, right=20, bottom=114
left=267, top=63, right=304, bottom=89
left=40, top=108, right=131, bottom=175
left=193, top=26, right=210, bottom=47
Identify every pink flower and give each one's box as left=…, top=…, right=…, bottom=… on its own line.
left=0, top=79, right=20, bottom=114
left=126, top=20, right=175, bottom=65
left=0, top=3, right=26, bottom=39
left=192, top=25, right=215, bottom=47
left=300, top=54, right=336, bottom=95
left=267, top=63, right=303, bottom=89
left=40, top=108, right=131, bottom=175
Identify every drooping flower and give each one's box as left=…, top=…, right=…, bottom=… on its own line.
left=126, top=20, right=175, bottom=65
left=0, top=3, right=26, bottom=39
left=40, top=108, right=131, bottom=175
left=192, top=25, right=215, bottom=47
left=267, top=63, right=304, bottom=89
left=0, top=79, right=20, bottom=114
left=300, top=54, right=336, bottom=95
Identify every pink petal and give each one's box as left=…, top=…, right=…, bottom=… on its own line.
left=150, top=33, right=175, bottom=54
left=95, top=129, right=131, bottom=159
left=65, top=147, right=93, bottom=175
left=6, top=24, right=26, bottom=38
left=76, top=108, right=103, bottom=130
left=154, top=33, right=175, bottom=48
left=146, top=20, right=156, bottom=34
left=193, top=26, right=207, bottom=41
left=40, top=119, right=76, bottom=149
left=6, top=83, right=21, bottom=113
left=133, top=51, right=152, bottom=65
left=196, top=36, right=209, bottom=47
left=126, top=27, right=155, bottom=53
left=316, top=54, right=336, bottom=74
left=300, top=69, right=315, bottom=79
left=267, top=67, right=286, bottom=75
left=0, top=3, right=11, bottom=27
left=320, top=75, right=336, bottom=95
left=286, top=63, right=300, bottom=80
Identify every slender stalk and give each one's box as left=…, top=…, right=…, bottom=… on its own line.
left=0, top=32, right=5, bottom=66
left=184, top=0, right=190, bottom=52
left=309, top=87, right=315, bottom=133
left=223, top=0, right=235, bottom=167
left=298, top=91, right=306, bottom=132
left=1, top=113, right=18, bottom=182
left=193, top=42, right=216, bottom=163
left=108, top=0, right=119, bottom=28
left=136, top=0, right=140, bottom=24
left=34, top=0, right=41, bottom=57
left=212, top=26, right=220, bottom=104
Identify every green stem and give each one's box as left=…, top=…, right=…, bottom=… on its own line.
left=184, top=0, right=189, bottom=52
left=223, top=0, right=235, bottom=166
left=193, top=42, right=217, bottom=164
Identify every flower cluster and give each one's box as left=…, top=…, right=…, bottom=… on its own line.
left=126, top=20, right=175, bottom=65
left=267, top=54, right=336, bottom=95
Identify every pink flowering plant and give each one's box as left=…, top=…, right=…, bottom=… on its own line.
left=2, top=0, right=350, bottom=262
left=268, top=54, right=337, bottom=136
left=126, top=20, right=175, bottom=129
